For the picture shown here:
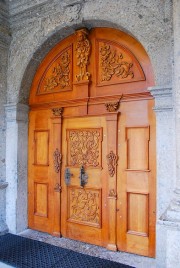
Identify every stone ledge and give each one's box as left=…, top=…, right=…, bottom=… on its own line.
left=148, top=85, right=173, bottom=112
left=148, top=86, right=172, bottom=97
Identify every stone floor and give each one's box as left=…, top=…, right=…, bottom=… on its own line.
left=14, top=229, right=157, bottom=268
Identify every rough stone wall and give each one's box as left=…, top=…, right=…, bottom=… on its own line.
left=7, top=0, right=173, bottom=104
left=0, top=0, right=10, bottom=233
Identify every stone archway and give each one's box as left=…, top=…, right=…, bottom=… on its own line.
left=4, top=20, right=174, bottom=264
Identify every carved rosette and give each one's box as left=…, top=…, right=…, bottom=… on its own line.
left=68, top=187, right=101, bottom=227
left=52, top=107, right=64, bottom=116
left=53, top=148, right=62, bottom=173
left=100, top=43, right=134, bottom=82
left=105, top=101, right=120, bottom=112
left=67, top=128, right=102, bottom=167
left=106, top=151, right=118, bottom=177
left=75, top=28, right=91, bottom=82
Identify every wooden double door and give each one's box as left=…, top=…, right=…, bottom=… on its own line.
left=28, top=27, right=156, bottom=257
left=28, top=98, right=156, bottom=257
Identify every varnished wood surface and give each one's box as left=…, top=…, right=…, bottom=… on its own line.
left=28, top=27, right=156, bottom=257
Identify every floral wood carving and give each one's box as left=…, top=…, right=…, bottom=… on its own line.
left=67, top=129, right=102, bottom=167
left=52, top=107, right=64, bottom=116
left=44, top=50, right=70, bottom=92
left=105, top=101, right=120, bottom=112
left=75, top=28, right=91, bottom=81
left=53, top=148, right=62, bottom=173
left=100, top=43, right=134, bottom=82
left=106, top=151, right=118, bottom=177
left=108, top=189, right=117, bottom=198
left=68, top=187, right=100, bottom=226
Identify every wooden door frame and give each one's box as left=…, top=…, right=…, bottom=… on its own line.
left=25, top=27, right=156, bottom=258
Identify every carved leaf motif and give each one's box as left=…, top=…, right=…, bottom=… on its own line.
left=105, top=101, right=120, bottom=112
left=53, top=148, right=62, bottom=173
left=75, top=28, right=91, bottom=81
left=69, top=188, right=100, bottom=225
left=68, top=129, right=101, bottom=167
left=52, top=107, right=64, bottom=116
left=106, top=151, right=118, bottom=177
left=100, top=43, right=134, bottom=82
left=44, top=51, right=70, bottom=91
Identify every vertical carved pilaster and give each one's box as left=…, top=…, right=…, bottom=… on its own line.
left=106, top=113, right=119, bottom=251
left=50, top=114, right=63, bottom=237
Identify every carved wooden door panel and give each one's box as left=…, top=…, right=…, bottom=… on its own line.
left=61, top=116, right=109, bottom=247
left=28, top=109, right=61, bottom=236
left=116, top=99, right=156, bottom=257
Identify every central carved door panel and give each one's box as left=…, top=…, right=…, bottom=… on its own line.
left=28, top=27, right=156, bottom=257
left=61, top=117, right=108, bottom=247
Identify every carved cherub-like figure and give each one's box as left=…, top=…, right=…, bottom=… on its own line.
left=75, top=28, right=91, bottom=81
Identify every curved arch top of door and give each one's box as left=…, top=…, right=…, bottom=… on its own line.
left=28, top=27, right=156, bottom=257
left=29, top=27, right=154, bottom=105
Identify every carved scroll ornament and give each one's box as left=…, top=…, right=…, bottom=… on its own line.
left=52, top=107, right=64, bottom=116
left=68, top=129, right=102, bottom=167
left=106, top=151, right=118, bottom=177
left=44, top=51, right=70, bottom=91
left=53, top=148, right=62, bottom=173
left=75, top=28, right=91, bottom=81
left=100, top=43, right=134, bottom=82
left=69, top=188, right=100, bottom=226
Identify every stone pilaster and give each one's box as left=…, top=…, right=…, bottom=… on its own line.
left=149, top=86, right=176, bottom=268
left=174, top=0, right=180, bottom=193
left=5, top=103, right=29, bottom=234
left=153, top=1, right=180, bottom=266
left=149, top=86, right=175, bottom=218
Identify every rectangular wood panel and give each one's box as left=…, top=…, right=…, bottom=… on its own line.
left=66, top=128, right=102, bottom=168
left=67, top=186, right=101, bottom=228
left=126, top=127, right=149, bottom=170
left=127, top=193, right=149, bottom=236
left=126, top=172, right=149, bottom=193
left=34, top=183, right=48, bottom=217
left=34, top=130, right=49, bottom=165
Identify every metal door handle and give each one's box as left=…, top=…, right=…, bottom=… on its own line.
left=64, top=168, right=73, bottom=186
left=79, top=166, right=88, bottom=187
